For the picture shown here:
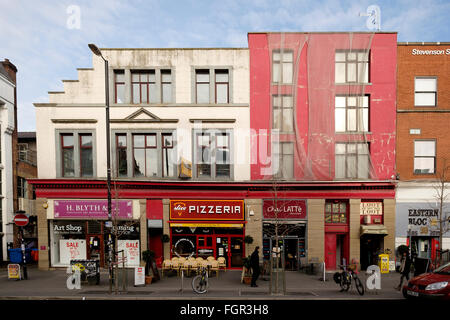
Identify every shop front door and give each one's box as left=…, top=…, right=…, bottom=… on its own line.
left=325, top=233, right=337, bottom=270
left=197, top=235, right=215, bottom=258
left=87, top=234, right=104, bottom=267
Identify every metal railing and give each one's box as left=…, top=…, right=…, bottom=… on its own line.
left=18, top=149, right=37, bottom=166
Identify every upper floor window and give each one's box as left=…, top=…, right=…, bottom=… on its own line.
left=132, top=70, right=157, bottom=104
left=335, top=95, right=369, bottom=132
left=325, top=201, right=348, bottom=224
left=415, top=77, right=437, bottom=107
left=273, top=95, right=293, bottom=133
left=335, top=142, right=370, bottom=179
left=196, top=70, right=210, bottom=103
left=195, top=69, right=230, bottom=104
left=414, top=140, right=435, bottom=174
left=114, top=70, right=125, bottom=103
left=58, top=131, right=95, bottom=178
left=17, top=177, right=27, bottom=198
left=215, top=70, right=229, bottom=103
left=161, top=70, right=172, bottom=103
left=273, top=141, right=294, bottom=180
left=335, top=50, right=369, bottom=84
left=114, top=131, right=176, bottom=178
left=194, top=130, right=232, bottom=180
left=272, top=50, right=293, bottom=84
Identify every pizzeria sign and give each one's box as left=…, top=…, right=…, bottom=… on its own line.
left=170, top=200, right=244, bottom=220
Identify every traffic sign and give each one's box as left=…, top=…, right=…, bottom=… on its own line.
left=13, top=214, right=29, bottom=227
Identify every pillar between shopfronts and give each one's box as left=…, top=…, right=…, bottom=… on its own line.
left=162, top=199, right=170, bottom=259
left=350, top=199, right=361, bottom=268
left=139, top=199, right=148, bottom=266
left=244, top=199, right=262, bottom=254
left=36, top=197, right=49, bottom=270
left=383, top=199, right=396, bottom=261
left=307, top=199, right=325, bottom=263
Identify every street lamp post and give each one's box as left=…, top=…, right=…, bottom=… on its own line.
left=88, top=43, right=113, bottom=294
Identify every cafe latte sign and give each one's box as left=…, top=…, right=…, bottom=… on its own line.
left=263, top=200, right=307, bottom=219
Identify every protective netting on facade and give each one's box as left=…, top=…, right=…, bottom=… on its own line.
left=262, top=32, right=379, bottom=181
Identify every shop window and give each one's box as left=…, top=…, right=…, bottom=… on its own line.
left=415, top=77, right=437, bottom=107
left=335, top=142, right=370, bottom=179
left=414, top=140, right=436, bottom=174
left=335, top=95, right=369, bottom=132
left=325, top=201, right=348, bottom=224
left=194, top=129, right=232, bottom=180
left=272, top=50, right=293, bottom=84
left=335, top=50, right=369, bottom=84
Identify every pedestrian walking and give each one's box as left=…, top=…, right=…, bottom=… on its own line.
left=250, top=246, right=260, bottom=287
left=395, top=251, right=411, bottom=290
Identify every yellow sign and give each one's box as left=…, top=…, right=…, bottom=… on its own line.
left=8, top=264, right=21, bottom=280
left=378, top=254, right=390, bottom=274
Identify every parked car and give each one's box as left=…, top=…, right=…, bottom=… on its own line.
left=402, top=262, right=450, bottom=300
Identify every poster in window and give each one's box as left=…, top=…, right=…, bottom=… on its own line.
left=118, top=240, right=140, bottom=267
left=60, top=239, right=87, bottom=265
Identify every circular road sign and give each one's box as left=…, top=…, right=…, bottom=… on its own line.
left=14, top=214, right=29, bottom=227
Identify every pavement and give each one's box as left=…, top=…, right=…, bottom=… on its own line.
left=0, top=263, right=408, bottom=300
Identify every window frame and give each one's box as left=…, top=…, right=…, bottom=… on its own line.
left=335, top=95, right=369, bottom=133
left=335, top=50, right=370, bottom=84
left=114, top=70, right=125, bottom=104
left=413, top=139, right=436, bottom=175
left=56, top=130, right=96, bottom=178
left=325, top=200, right=349, bottom=224
left=192, top=67, right=233, bottom=104
left=414, top=76, right=437, bottom=107
left=192, top=129, right=233, bottom=180
left=214, top=69, right=229, bottom=104
left=272, top=95, right=294, bottom=133
left=272, top=141, right=294, bottom=180
left=112, top=130, right=177, bottom=179
left=161, top=69, right=172, bottom=104
left=272, top=50, right=294, bottom=84
left=335, top=142, right=370, bottom=180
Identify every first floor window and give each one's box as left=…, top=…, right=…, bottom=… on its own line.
left=61, top=134, right=75, bottom=177
left=335, top=142, right=370, bottom=179
left=415, top=77, right=437, bottom=107
left=194, top=130, right=232, bottom=179
left=58, top=131, right=94, bottom=178
left=114, top=70, right=125, bottom=103
left=414, top=140, right=435, bottom=174
left=80, top=134, right=93, bottom=177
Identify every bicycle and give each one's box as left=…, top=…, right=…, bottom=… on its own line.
left=334, top=264, right=365, bottom=295
left=192, top=267, right=209, bottom=294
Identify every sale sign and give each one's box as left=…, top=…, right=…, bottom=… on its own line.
left=170, top=200, right=244, bottom=221
left=59, top=239, right=86, bottom=265
left=118, top=240, right=140, bottom=267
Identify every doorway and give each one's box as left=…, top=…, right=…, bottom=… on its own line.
left=215, top=235, right=244, bottom=268
left=360, top=235, right=384, bottom=270
left=325, top=232, right=348, bottom=270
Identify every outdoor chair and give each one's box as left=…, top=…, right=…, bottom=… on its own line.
left=210, top=260, right=220, bottom=277
left=161, top=259, right=172, bottom=277
left=178, top=257, right=187, bottom=264
left=206, top=256, right=215, bottom=262
left=217, top=257, right=227, bottom=272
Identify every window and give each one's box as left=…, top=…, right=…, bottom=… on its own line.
left=325, top=201, right=348, bottom=224
left=414, top=140, right=435, bottom=174
left=114, top=70, right=125, bottom=103
left=215, top=70, right=229, bottom=103
left=335, top=95, right=369, bottom=132
left=161, top=70, right=172, bottom=103
left=335, top=143, right=370, bottom=179
left=335, top=50, right=369, bottom=84
left=415, top=77, right=437, bottom=107
left=132, top=70, right=156, bottom=104
left=58, top=131, right=95, bottom=178
left=17, top=177, right=27, bottom=198
left=272, top=50, right=293, bottom=84
left=273, top=142, right=294, bottom=179
left=79, top=134, right=93, bottom=177
left=194, top=130, right=232, bottom=180
left=196, top=70, right=210, bottom=103
left=273, top=95, right=293, bottom=132
left=115, top=131, right=176, bottom=178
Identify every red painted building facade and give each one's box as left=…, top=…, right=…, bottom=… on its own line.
left=248, top=32, right=397, bottom=270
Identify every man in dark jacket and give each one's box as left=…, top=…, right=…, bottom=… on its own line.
left=250, top=246, right=260, bottom=287
left=395, top=252, right=411, bottom=290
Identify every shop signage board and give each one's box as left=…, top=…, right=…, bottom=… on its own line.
left=54, top=200, right=133, bottom=220
left=7, top=264, right=21, bottom=280
left=118, top=240, right=140, bottom=267
left=53, top=221, right=85, bottom=235
left=407, top=208, right=440, bottom=236
left=170, top=200, right=244, bottom=221
left=59, top=239, right=87, bottom=265
left=263, top=199, right=307, bottom=219
left=134, top=267, right=145, bottom=286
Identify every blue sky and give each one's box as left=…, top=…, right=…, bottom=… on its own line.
left=1, top=0, right=449, bottom=131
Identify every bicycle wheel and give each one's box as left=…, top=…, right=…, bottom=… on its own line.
left=192, top=275, right=208, bottom=294
left=339, top=273, right=350, bottom=292
left=354, top=276, right=365, bottom=296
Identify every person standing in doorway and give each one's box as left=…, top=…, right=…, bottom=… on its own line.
left=395, top=251, right=411, bottom=290
left=250, top=246, right=260, bottom=287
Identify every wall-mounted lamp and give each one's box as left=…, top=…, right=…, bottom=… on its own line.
left=249, top=210, right=255, bottom=216
left=42, top=202, right=48, bottom=209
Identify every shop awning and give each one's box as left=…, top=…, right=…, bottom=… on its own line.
left=360, top=225, right=388, bottom=236
left=170, top=223, right=244, bottom=228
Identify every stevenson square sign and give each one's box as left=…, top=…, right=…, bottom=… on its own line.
left=170, top=200, right=244, bottom=220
